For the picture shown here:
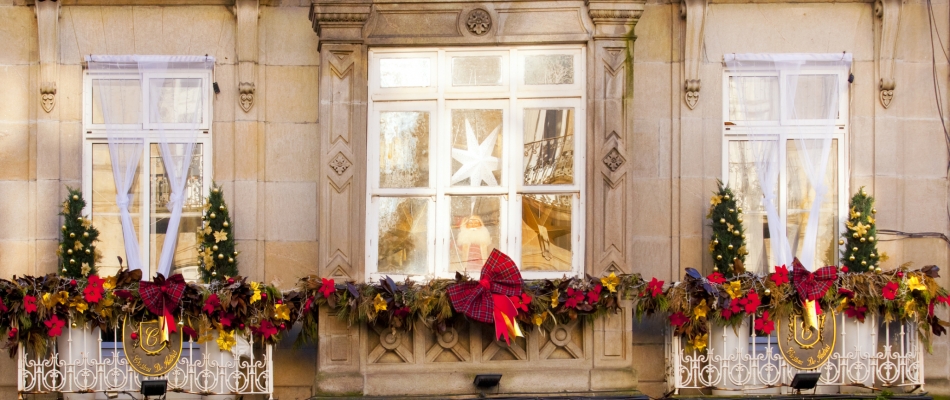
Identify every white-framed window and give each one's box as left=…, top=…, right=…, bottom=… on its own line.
left=722, top=65, right=849, bottom=273
left=366, top=46, right=586, bottom=281
left=81, top=64, right=213, bottom=280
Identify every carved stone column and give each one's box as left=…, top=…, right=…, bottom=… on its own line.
left=311, top=1, right=371, bottom=393
left=586, top=0, right=643, bottom=391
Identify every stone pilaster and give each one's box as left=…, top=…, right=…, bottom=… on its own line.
left=35, top=0, right=62, bottom=276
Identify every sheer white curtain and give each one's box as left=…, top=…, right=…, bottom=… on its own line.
left=725, top=53, right=849, bottom=271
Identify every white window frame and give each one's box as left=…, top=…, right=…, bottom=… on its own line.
left=81, top=66, right=214, bottom=279
left=366, top=45, right=586, bottom=282
left=721, top=65, right=850, bottom=273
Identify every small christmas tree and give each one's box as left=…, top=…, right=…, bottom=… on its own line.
left=58, top=188, right=101, bottom=278
left=841, top=187, right=881, bottom=273
left=198, top=184, right=237, bottom=282
left=707, top=181, right=747, bottom=277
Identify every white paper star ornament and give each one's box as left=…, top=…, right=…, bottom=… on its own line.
left=450, top=119, right=501, bottom=186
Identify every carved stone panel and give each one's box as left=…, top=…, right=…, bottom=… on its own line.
left=539, top=319, right=584, bottom=360
left=368, top=325, right=414, bottom=364
left=480, top=325, right=528, bottom=361
left=424, top=325, right=472, bottom=363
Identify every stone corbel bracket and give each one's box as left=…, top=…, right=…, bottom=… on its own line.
left=35, top=0, right=60, bottom=113
left=680, top=0, right=707, bottom=110
left=40, top=82, right=57, bottom=113
left=875, top=0, right=901, bottom=108
left=238, top=82, right=255, bottom=112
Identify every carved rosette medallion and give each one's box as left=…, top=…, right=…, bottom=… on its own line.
left=329, top=152, right=352, bottom=175
left=238, top=82, right=255, bottom=113
left=776, top=310, right=837, bottom=370
left=466, top=9, right=492, bottom=36
left=602, top=148, right=625, bottom=172
left=40, top=82, right=56, bottom=113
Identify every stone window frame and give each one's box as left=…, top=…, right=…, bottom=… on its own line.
left=720, top=65, right=850, bottom=274
left=365, top=45, right=588, bottom=282
left=80, top=66, right=215, bottom=279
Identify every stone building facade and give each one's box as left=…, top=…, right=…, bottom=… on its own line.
left=0, top=0, right=949, bottom=397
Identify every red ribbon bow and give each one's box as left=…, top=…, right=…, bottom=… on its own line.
left=139, top=273, right=186, bottom=335
left=447, top=249, right=524, bottom=344
left=791, top=258, right=838, bottom=303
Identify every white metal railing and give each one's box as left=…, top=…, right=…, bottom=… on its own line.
left=667, top=314, right=923, bottom=394
left=18, top=325, right=274, bottom=398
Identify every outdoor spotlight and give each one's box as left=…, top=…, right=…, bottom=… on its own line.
left=213, top=82, right=221, bottom=94
left=140, top=379, right=168, bottom=398
left=790, top=372, right=821, bottom=394
left=473, top=374, right=502, bottom=389
left=104, top=392, right=119, bottom=399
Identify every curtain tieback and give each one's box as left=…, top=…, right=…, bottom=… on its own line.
left=167, top=192, right=185, bottom=213
left=116, top=194, right=134, bottom=210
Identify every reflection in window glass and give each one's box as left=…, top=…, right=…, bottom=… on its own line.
left=789, top=75, right=839, bottom=120
left=378, top=197, right=429, bottom=275
left=524, top=55, right=573, bottom=85
left=91, top=144, right=142, bottom=277
left=380, top=58, right=431, bottom=88
left=92, top=79, right=142, bottom=124
left=149, top=144, right=204, bottom=281
left=450, top=109, right=503, bottom=187
left=728, top=141, right=777, bottom=273
left=786, top=139, right=838, bottom=267
left=521, top=194, right=572, bottom=271
left=379, top=111, right=430, bottom=188
left=452, top=56, right=502, bottom=86
left=523, top=108, right=574, bottom=185
left=149, top=78, right=203, bottom=124
left=728, top=76, right=779, bottom=122
left=449, top=196, right=501, bottom=272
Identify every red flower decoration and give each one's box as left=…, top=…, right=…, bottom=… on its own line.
left=587, top=284, right=603, bottom=304
left=845, top=305, right=868, bottom=322
left=646, top=278, right=664, bottom=298
left=181, top=325, right=198, bottom=341
left=669, top=312, right=689, bottom=327
left=841, top=266, right=849, bottom=273
left=23, top=295, right=37, bottom=314
left=509, top=293, right=532, bottom=313
left=754, top=312, right=775, bottom=334
left=203, top=294, right=220, bottom=315
left=882, top=282, right=899, bottom=300
left=220, top=315, right=233, bottom=328
left=721, top=297, right=744, bottom=319
left=742, top=292, right=761, bottom=314
left=302, top=297, right=314, bottom=313
left=255, top=320, right=279, bottom=340
left=45, top=315, right=66, bottom=337
left=770, top=265, right=790, bottom=286
left=838, top=288, right=855, bottom=298
left=707, top=272, right=727, bottom=285
left=83, top=275, right=105, bottom=304
left=318, top=278, right=335, bottom=299
left=565, top=288, right=585, bottom=309
left=0, top=298, right=8, bottom=314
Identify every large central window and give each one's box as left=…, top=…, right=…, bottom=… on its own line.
left=366, top=46, right=586, bottom=280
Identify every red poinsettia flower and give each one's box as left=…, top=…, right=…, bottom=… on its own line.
left=722, top=298, right=744, bottom=319
left=838, top=288, right=855, bottom=298
left=510, top=293, right=532, bottom=313
left=882, top=281, right=899, bottom=301
left=255, top=320, right=279, bottom=340
left=707, top=272, right=727, bottom=285
left=565, top=288, right=585, bottom=309
left=845, top=304, right=868, bottom=322
left=203, top=294, right=220, bottom=315
left=113, top=290, right=133, bottom=299
left=754, top=312, right=775, bottom=334
left=587, top=284, right=603, bottom=303
left=646, top=278, right=664, bottom=298
left=669, top=312, right=689, bottom=327
left=302, top=297, right=314, bottom=314
left=394, top=306, right=410, bottom=318
left=45, top=315, right=66, bottom=337
left=0, top=298, right=8, bottom=314
left=23, top=295, right=37, bottom=314
left=318, top=278, right=335, bottom=299
left=770, top=265, right=790, bottom=286
left=220, top=315, right=233, bottom=329
left=743, top=292, right=761, bottom=314
left=83, top=275, right=105, bottom=304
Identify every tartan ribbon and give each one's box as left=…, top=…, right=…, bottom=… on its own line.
left=139, top=273, right=186, bottom=335
left=791, top=258, right=838, bottom=302
left=447, top=249, right=523, bottom=344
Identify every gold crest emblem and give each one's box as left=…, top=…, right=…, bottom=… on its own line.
left=777, top=309, right=837, bottom=370
left=123, top=317, right=183, bottom=376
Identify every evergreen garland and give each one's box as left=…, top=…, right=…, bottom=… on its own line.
left=841, top=187, right=882, bottom=273
left=198, top=184, right=238, bottom=283
left=58, top=188, right=100, bottom=278
left=707, top=181, right=747, bottom=277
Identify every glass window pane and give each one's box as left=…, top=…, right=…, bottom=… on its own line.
left=524, top=55, right=574, bottom=85
left=523, top=108, right=574, bottom=185
left=728, top=76, right=779, bottom=122
left=378, top=197, right=429, bottom=275
left=786, top=139, right=838, bottom=267
left=149, top=144, right=204, bottom=280
left=521, top=194, right=572, bottom=272
left=450, top=109, right=503, bottom=187
left=91, top=143, right=142, bottom=277
left=727, top=141, right=778, bottom=273
left=788, top=74, right=839, bottom=120
left=149, top=78, right=203, bottom=124
left=452, top=56, right=502, bottom=86
left=380, top=58, right=431, bottom=88
left=379, top=111, right=430, bottom=188
left=92, top=79, right=142, bottom=125
left=449, top=196, right=501, bottom=272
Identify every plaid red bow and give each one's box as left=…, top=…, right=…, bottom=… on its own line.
left=791, top=258, right=837, bottom=302
left=139, top=273, right=186, bottom=335
left=447, top=249, right=523, bottom=344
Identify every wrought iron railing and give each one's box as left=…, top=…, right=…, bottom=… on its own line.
left=523, top=135, right=573, bottom=185
left=18, top=324, right=274, bottom=398
left=666, top=314, right=923, bottom=394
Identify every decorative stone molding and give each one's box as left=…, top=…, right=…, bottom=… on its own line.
left=329, top=152, right=351, bottom=176
left=35, top=0, right=60, bottom=114
left=40, top=82, right=56, bottom=113
left=238, top=82, right=255, bottom=112
left=465, top=8, right=492, bottom=36
left=310, top=2, right=372, bottom=45
left=586, top=0, right=644, bottom=39
left=875, top=0, right=901, bottom=108
left=602, top=147, right=625, bottom=172
left=680, top=0, right=707, bottom=110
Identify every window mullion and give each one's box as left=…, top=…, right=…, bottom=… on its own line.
left=434, top=50, right=446, bottom=278
left=140, top=141, right=151, bottom=278
left=508, top=48, right=520, bottom=267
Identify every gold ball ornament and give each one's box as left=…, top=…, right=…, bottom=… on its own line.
left=861, top=189, right=867, bottom=196
left=738, top=207, right=743, bottom=213
left=724, top=195, right=730, bottom=200
left=228, top=257, right=234, bottom=263
left=855, top=212, right=861, bottom=218
left=729, top=208, right=735, bottom=213
left=714, top=267, right=719, bottom=271
left=69, top=259, right=75, bottom=264
left=870, top=253, right=877, bottom=258
left=212, top=245, right=219, bottom=251
left=223, top=221, right=229, bottom=228
left=738, top=217, right=744, bottom=223
left=875, top=267, right=883, bottom=273
left=62, top=268, right=67, bottom=273
left=728, top=244, right=734, bottom=250
left=212, top=188, right=219, bottom=194
left=742, top=234, right=747, bottom=239
left=83, top=232, right=89, bottom=238
left=210, top=213, right=216, bottom=219
left=219, top=205, right=225, bottom=211
left=860, top=237, right=866, bottom=243
left=217, top=254, right=224, bottom=260
left=716, top=255, right=723, bottom=260
left=69, top=233, right=76, bottom=238
left=67, top=249, right=73, bottom=255
left=733, top=230, right=741, bottom=236
left=71, top=322, right=77, bottom=328
left=713, top=239, right=719, bottom=245
left=839, top=239, right=845, bottom=245
left=61, top=225, right=67, bottom=231
left=861, top=261, right=867, bottom=266
left=720, top=218, right=726, bottom=224
left=853, top=233, right=859, bottom=238
left=849, top=255, right=855, bottom=261
left=212, top=271, right=217, bottom=276
left=72, top=195, right=79, bottom=201
left=852, top=247, right=859, bottom=252
left=869, top=236, right=876, bottom=242
left=84, top=249, right=90, bottom=254
left=764, top=288, right=771, bottom=296
left=872, top=208, right=877, bottom=214
left=77, top=217, right=83, bottom=222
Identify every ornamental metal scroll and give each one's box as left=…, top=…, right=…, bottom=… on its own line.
left=776, top=310, right=837, bottom=370
left=122, top=317, right=183, bottom=376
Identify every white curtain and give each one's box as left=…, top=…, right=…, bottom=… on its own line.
left=86, top=55, right=211, bottom=277
left=725, top=53, right=850, bottom=271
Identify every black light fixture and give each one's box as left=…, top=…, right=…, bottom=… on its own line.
left=473, top=374, right=502, bottom=389
left=790, top=372, right=821, bottom=394
left=140, top=379, right=168, bottom=398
